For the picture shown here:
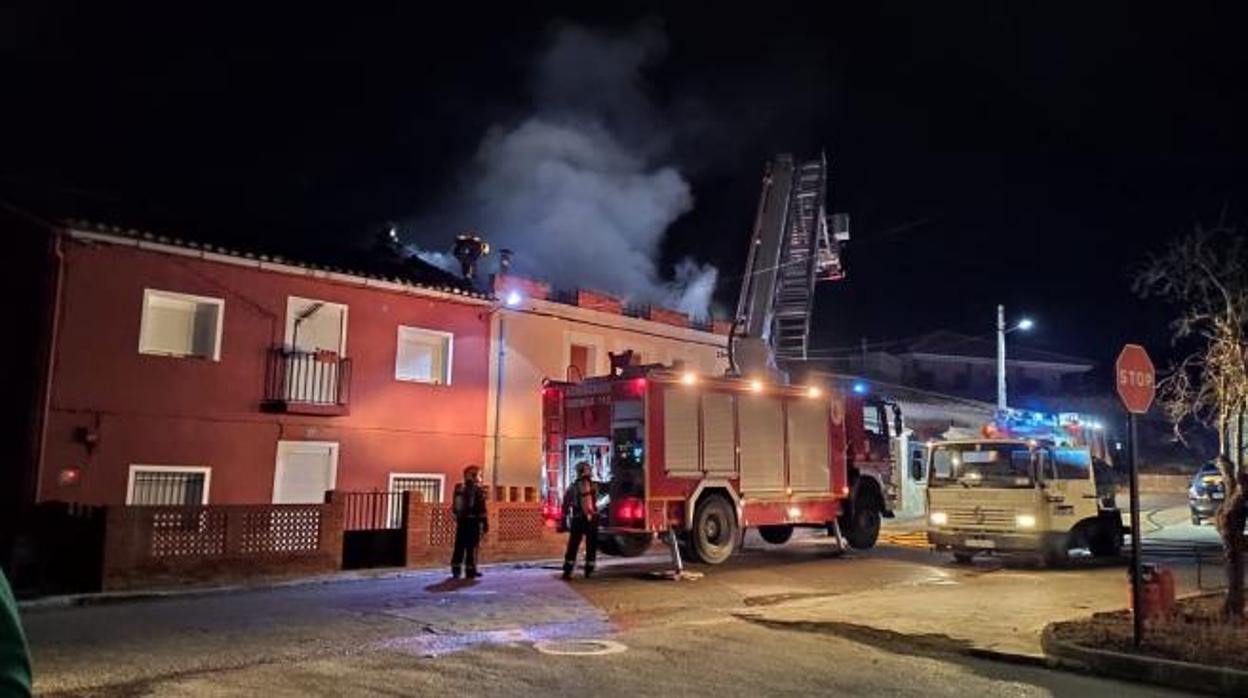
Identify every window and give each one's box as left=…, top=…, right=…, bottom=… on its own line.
left=389, top=473, right=444, bottom=503
left=389, top=473, right=445, bottom=527
left=286, top=296, right=347, bottom=354
left=273, top=441, right=338, bottom=504
left=127, top=465, right=211, bottom=505
left=569, top=344, right=594, bottom=381
left=862, top=404, right=883, bottom=436
left=1053, top=448, right=1091, bottom=480
left=395, top=326, right=453, bottom=384
left=139, top=290, right=223, bottom=360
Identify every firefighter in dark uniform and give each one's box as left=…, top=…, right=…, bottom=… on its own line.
left=451, top=464, right=488, bottom=579
left=562, top=461, right=599, bottom=580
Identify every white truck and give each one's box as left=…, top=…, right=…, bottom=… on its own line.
left=925, top=414, right=1123, bottom=566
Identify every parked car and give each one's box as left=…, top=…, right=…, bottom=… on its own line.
left=1189, top=462, right=1227, bottom=525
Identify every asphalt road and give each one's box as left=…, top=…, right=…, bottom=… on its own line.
left=22, top=526, right=1208, bottom=697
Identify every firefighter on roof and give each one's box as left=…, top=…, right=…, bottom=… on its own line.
left=451, top=464, right=488, bottom=579
left=562, top=461, right=599, bottom=579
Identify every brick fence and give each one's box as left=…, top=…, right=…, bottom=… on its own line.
left=89, top=491, right=563, bottom=591
left=101, top=500, right=345, bottom=591
left=403, top=497, right=565, bottom=568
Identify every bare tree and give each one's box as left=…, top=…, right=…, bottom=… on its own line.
left=1134, top=222, right=1247, bottom=620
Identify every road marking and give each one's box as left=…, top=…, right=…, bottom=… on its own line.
left=880, top=531, right=930, bottom=549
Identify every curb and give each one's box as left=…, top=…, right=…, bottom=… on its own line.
left=18, top=556, right=568, bottom=612
left=1041, top=624, right=1248, bottom=696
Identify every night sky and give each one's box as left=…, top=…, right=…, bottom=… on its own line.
left=4, top=3, right=1247, bottom=376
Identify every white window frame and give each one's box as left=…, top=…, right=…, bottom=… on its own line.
left=126, top=465, right=212, bottom=505
left=138, top=289, right=225, bottom=361
left=394, top=326, right=455, bottom=385
left=284, top=296, right=348, bottom=355
left=272, top=441, right=340, bottom=504
left=387, top=472, right=446, bottom=527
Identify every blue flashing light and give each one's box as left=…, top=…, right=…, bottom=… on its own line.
left=852, top=382, right=868, bottom=395
left=504, top=290, right=523, bottom=307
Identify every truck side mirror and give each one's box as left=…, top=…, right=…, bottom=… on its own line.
left=892, top=406, right=903, bottom=437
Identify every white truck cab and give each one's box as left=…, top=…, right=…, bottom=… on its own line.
left=925, top=438, right=1122, bottom=565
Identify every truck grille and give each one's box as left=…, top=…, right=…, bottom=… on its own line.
left=947, top=506, right=1015, bottom=530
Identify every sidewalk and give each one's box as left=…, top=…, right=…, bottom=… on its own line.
left=740, top=558, right=1204, bottom=660
left=19, top=555, right=569, bottom=612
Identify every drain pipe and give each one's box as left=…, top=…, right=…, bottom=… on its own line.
left=33, top=232, right=66, bottom=506
left=491, top=311, right=507, bottom=492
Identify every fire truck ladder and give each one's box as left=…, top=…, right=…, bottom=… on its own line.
left=772, top=155, right=837, bottom=361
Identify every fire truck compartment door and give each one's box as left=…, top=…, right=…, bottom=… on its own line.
left=739, top=395, right=784, bottom=493
left=702, top=391, right=737, bottom=475
left=787, top=400, right=830, bottom=492
left=663, top=387, right=700, bottom=475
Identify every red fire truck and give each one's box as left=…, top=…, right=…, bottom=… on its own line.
left=539, top=153, right=899, bottom=563
left=540, top=363, right=899, bottom=564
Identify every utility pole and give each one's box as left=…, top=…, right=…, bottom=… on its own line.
left=996, top=304, right=1007, bottom=412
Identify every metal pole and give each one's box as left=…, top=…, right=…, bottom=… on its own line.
left=1129, top=412, right=1143, bottom=647
left=996, top=304, right=1007, bottom=412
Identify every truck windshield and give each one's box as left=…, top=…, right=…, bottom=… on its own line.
left=929, top=444, right=1034, bottom=489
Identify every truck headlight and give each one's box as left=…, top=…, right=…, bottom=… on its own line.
left=1016, top=514, right=1037, bottom=528
left=929, top=511, right=948, bottom=526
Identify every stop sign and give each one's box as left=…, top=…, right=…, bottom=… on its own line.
left=1116, top=344, right=1155, bottom=414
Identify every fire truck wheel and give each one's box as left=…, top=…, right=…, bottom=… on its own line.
left=690, top=495, right=738, bottom=564
left=952, top=550, right=976, bottom=565
left=843, top=488, right=882, bottom=550
left=758, top=525, right=794, bottom=545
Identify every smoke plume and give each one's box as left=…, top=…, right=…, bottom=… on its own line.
left=413, top=21, right=718, bottom=319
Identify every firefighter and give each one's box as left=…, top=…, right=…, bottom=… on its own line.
left=451, top=464, right=488, bottom=579
left=562, top=461, right=599, bottom=580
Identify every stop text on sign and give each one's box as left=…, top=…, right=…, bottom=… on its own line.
left=1118, top=369, right=1154, bottom=389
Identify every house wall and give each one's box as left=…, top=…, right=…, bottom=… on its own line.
left=40, top=233, right=492, bottom=505
left=484, top=299, right=728, bottom=487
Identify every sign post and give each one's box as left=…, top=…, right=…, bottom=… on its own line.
left=1116, top=344, right=1155, bottom=648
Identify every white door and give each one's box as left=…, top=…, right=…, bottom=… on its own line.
left=273, top=441, right=339, bottom=503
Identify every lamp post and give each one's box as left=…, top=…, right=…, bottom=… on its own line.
left=996, top=305, right=1034, bottom=412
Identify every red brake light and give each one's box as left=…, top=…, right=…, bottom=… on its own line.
left=616, top=497, right=644, bottom=522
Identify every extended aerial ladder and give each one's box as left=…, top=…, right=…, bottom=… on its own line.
left=731, top=153, right=850, bottom=377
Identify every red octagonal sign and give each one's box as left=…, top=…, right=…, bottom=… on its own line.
left=1116, top=344, right=1155, bottom=414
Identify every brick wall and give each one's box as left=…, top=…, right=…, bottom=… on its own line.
left=576, top=289, right=624, bottom=315
left=404, top=498, right=565, bottom=567
left=101, top=499, right=345, bottom=591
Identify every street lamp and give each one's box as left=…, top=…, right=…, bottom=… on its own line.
left=996, top=305, right=1034, bottom=411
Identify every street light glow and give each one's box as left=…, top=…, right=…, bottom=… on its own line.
left=1017, top=318, right=1034, bottom=331
left=681, top=371, right=698, bottom=386
left=749, top=379, right=764, bottom=393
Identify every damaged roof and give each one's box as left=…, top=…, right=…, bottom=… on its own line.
left=62, top=218, right=491, bottom=300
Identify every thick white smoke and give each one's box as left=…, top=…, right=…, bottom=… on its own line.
left=414, top=22, right=718, bottom=319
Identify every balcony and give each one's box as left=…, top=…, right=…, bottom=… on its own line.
left=261, top=346, right=352, bottom=416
